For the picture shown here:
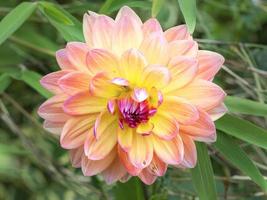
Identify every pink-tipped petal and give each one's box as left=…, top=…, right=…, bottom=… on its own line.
left=111, top=77, right=129, bottom=86
left=164, top=25, right=192, bottom=42
left=43, top=120, right=64, bottom=135
left=147, top=154, right=167, bottom=176
left=138, top=168, right=157, bottom=185
left=69, top=146, right=84, bottom=168
left=168, top=40, right=198, bottom=58
left=207, top=103, right=228, bottom=121
left=179, top=134, right=197, bottom=168
left=196, top=50, right=225, bottom=81
left=142, top=18, right=162, bottom=38
left=131, top=88, right=149, bottom=102
left=56, top=49, right=76, bottom=70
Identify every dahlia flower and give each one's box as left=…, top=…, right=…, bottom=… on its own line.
left=38, top=6, right=227, bottom=184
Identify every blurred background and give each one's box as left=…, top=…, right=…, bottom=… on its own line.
left=0, top=0, right=267, bottom=199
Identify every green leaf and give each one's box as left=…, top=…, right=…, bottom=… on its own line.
left=38, top=2, right=83, bottom=42
left=0, top=74, right=12, bottom=94
left=152, top=0, right=164, bottom=17
left=0, top=2, right=37, bottom=45
left=177, top=0, right=196, bottom=34
left=114, top=177, right=145, bottom=200
left=191, top=143, right=217, bottom=200
left=214, top=132, right=267, bottom=191
left=39, top=2, right=74, bottom=25
left=216, top=114, right=267, bottom=149
left=225, top=96, right=267, bottom=117
left=20, top=70, right=52, bottom=98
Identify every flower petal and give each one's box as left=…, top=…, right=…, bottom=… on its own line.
left=94, top=111, right=117, bottom=139
left=69, top=146, right=84, bottom=168
left=207, top=103, right=227, bottom=121
left=60, top=115, right=96, bottom=149
left=136, top=122, right=154, bottom=135
left=38, top=94, right=69, bottom=122
left=196, top=50, right=225, bottom=81
left=174, top=79, right=226, bottom=110
left=128, top=134, right=153, bottom=169
left=63, top=91, right=107, bottom=115
left=40, top=70, right=72, bottom=94
left=153, top=135, right=184, bottom=165
left=180, top=109, right=216, bottom=142
left=56, top=49, right=76, bottom=70
left=58, top=71, right=91, bottom=95
left=168, top=40, right=198, bottom=58
left=43, top=120, right=64, bottom=135
left=81, top=149, right=116, bottom=176
left=142, top=65, right=170, bottom=89
left=138, top=168, right=157, bottom=185
left=147, top=153, right=167, bottom=176
left=179, top=134, right=197, bottom=168
left=118, top=126, right=133, bottom=152
left=142, top=18, right=162, bottom=38
left=164, top=25, right=192, bottom=42
left=84, top=123, right=117, bottom=160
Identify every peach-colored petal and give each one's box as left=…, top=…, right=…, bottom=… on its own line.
left=118, top=145, right=141, bottom=176
left=83, top=12, right=97, bottom=47
left=153, top=135, right=184, bottom=165
left=118, top=126, right=133, bottom=152
left=138, top=168, right=157, bottom=185
left=139, top=32, right=167, bottom=64
left=164, top=25, right=192, bottom=42
left=142, top=65, right=170, bottom=89
left=128, top=134, right=153, bottom=169
left=112, top=7, right=143, bottom=55
left=69, top=146, right=84, bottom=168
left=180, top=109, right=216, bottom=142
left=58, top=71, right=91, bottom=95
left=119, top=48, right=147, bottom=84
left=150, top=112, right=178, bottom=140
left=179, top=134, right=197, bottom=168
left=63, top=91, right=107, bottom=115
left=66, top=42, right=90, bottom=72
left=40, top=70, right=72, bottom=94
left=94, top=111, right=117, bottom=139
left=174, top=79, right=226, bottom=111
left=119, top=173, right=131, bottom=183
left=163, top=56, right=198, bottom=93
left=196, top=50, right=225, bottom=81
left=147, top=154, right=167, bottom=176
left=90, top=72, right=124, bottom=98
left=168, top=40, right=198, bottom=58
left=86, top=49, right=119, bottom=75
left=81, top=149, right=116, bottom=176
left=142, top=18, right=162, bottom=38
left=207, top=103, right=227, bottom=121
left=60, top=115, right=96, bottom=149
left=84, top=123, right=117, bottom=160
left=102, top=155, right=127, bottom=184
left=43, top=120, right=64, bottom=135
left=160, top=96, right=199, bottom=125
left=38, top=94, right=69, bottom=122
left=56, top=49, right=76, bottom=70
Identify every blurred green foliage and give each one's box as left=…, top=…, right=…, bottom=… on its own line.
left=0, top=0, right=267, bottom=200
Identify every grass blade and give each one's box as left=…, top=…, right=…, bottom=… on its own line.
left=191, top=142, right=217, bottom=200
left=152, top=0, right=164, bottom=17
left=177, top=0, right=196, bottom=34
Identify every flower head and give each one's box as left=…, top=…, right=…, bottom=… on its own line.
left=38, top=6, right=227, bottom=184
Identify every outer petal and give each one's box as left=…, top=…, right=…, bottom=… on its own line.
left=141, top=65, right=170, bottom=89
left=142, top=18, right=162, bottom=38
left=86, top=49, right=119, bottom=75
left=180, top=109, right=216, bottom=142
left=102, top=155, right=127, bottom=184
left=168, top=40, right=198, bottom=58
left=147, top=154, right=167, bottom=176
left=196, top=50, right=225, bottom=81
left=207, top=103, right=227, bottom=121
left=66, top=42, right=90, bottom=72
left=150, top=112, right=179, bottom=140
left=56, top=49, right=76, bottom=70
left=118, top=126, right=133, bottom=152
left=153, top=135, right=184, bottom=165
left=164, top=25, right=192, bottom=42
left=81, top=149, right=116, bottom=176
left=163, top=56, right=198, bottom=93
left=112, top=7, right=143, bottom=55
left=84, top=123, right=117, bottom=160
left=63, top=91, right=107, bottom=115
left=69, top=146, right=84, bottom=168
left=40, top=70, right=72, bottom=94
left=60, top=115, right=96, bottom=149
left=139, top=32, right=167, bottom=64
left=43, top=120, right=64, bottom=135
left=119, top=48, right=147, bottom=84
left=58, top=71, right=91, bottom=95
left=138, top=168, right=157, bottom=185
left=179, top=133, right=197, bottom=168
left=174, top=79, right=226, bottom=111
left=38, top=94, right=69, bottom=122
left=118, top=146, right=141, bottom=176
left=160, top=96, right=199, bottom=125
left=128, top=134, right=153, bottom=169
